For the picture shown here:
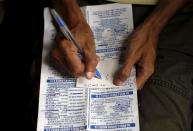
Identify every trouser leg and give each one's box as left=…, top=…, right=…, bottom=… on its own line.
left=139, top=52, right=193, bottom=131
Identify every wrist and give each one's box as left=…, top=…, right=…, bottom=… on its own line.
left=141, top=0, right=187, bottom=37
left=137, top=17, right=161, bottom=39
left=52, top=0, right=86, bottom=29
left=64, top=11, right=85, bottom=29
left=142, top=14, right=163, bottom=37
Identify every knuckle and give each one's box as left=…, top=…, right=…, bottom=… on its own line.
left=58, top=40, right=68, bottom=48
left=149, top=67, right=155, bottom=74
left=89, top=59, right=98, bottom=66
left=148, top=64, right=155, bottom=74
left=144, top=66, right=155, bottom=77
left=85, top=54, right=98, bottom=65
left=59, top=41, right=77, bottom=54
left=116, top=71, right=129, bottom=81
left=71, top=66, right=83, bottom=76
left=51, top=49, right=59, bottom=60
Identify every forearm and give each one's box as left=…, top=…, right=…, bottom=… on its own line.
left=52, top=0, right=85, bottom=28
left=142, top=0, right=187, bottom=36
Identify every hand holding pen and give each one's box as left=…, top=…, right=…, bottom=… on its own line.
left=50, top=9, right=101, bottom=79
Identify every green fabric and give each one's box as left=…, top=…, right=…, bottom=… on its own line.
left=139, top=54, right=193, bottom=131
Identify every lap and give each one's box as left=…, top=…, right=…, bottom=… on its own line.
left=139, top=2, right=193, bottom=130
left=139, top=52, right=193, bottom=131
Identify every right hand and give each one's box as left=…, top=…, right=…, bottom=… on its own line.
left=51, top=21, right=99, bottom=79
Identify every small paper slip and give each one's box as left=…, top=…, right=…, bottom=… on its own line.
left=77, top=59, right=137, bottom=88
left=106, top=0, right=157, bottom=5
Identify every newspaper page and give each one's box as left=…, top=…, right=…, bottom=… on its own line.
left=37, top=8, right=87, bottom=131
left=77, top=4, right=139, bottom=131
left=87, top=86, right=138, bottom=131
left=77, top=4, right=134, bottom=88
left=37, top=4, right=139, bottom=131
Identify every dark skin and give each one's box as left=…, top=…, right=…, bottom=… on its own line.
left=52, top=0, right=187, bottom=89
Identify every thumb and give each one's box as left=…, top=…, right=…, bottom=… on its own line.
left=84, top=55, right=99, bottom=79
left=113, top=63, right=133, bottom=86
left=136, top=67, right=154, bottom=90
left=84, top=49, right=99, bottom=79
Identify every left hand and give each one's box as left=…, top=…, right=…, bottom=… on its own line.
left=113, top=25, right=158, bottom=90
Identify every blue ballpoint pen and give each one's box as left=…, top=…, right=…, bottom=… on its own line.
left=50, top=9, right=101, bottom=79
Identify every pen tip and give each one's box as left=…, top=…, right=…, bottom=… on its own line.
left=95, top=69, right=102, bottom=79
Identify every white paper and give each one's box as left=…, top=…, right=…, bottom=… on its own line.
left=37, top=4, right=139, bottom=131
left=87, top=86, right=139, bottom=131
left=37, top=8, right=87, bottom=131
left=77, top=4, right=139, bottom=131
left=77, top=4, right=134, bottom=88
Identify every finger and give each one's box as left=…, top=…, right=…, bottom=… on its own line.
left=52, top=48, right=84, bottom=77
left=58, top=39, right=85, bottom=77
left=83, top=40, right=99, bottom=79
left=96, top=55, right=100, bottom=62
left=136, top=66, right=154, bottom=90
left=51, top=48, right=70, bottom=74
left=55, top=32, right=64, bottom=42
left=113, top=62, right=133, bottom=86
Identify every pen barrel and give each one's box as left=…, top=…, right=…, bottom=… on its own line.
left=77, top=52, right=83, bottom=60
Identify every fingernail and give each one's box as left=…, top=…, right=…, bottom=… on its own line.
left=116, top=80, right=123, bottom=86
left=86, top=72, right=94, bottom=79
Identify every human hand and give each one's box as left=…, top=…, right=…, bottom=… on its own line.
left=51, top=21, right=99, bottom=79
left=113, top=25, right=158, bottom=90
left=112, top=0, right=187, bottom=89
